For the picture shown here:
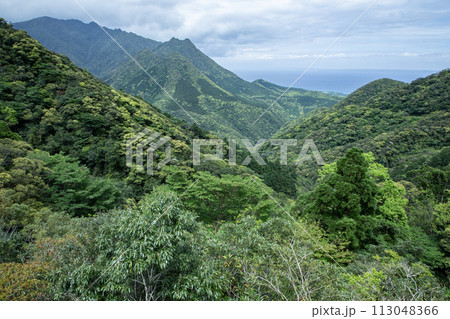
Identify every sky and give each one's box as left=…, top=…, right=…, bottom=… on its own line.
left=1, top=0, right=449, bottom=74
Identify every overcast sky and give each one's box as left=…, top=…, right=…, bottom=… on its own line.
left=1, top=0, right=449, bottom=73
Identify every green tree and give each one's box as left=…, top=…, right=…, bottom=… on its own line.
left=346, top=250, right=444, bottom=300
left=299, top=148, right=408, bottom=250
left=407, top=165, right=448, bottom=203
left=248, top=160, right=298, bottom=197
left=0, top=262, right=51, bottom=300
left=432, top=201, right=450, bottom=270
left=37, top=187, right=225, bottom=300
left=167, top=171, right=278, bottom=227
left=32, top=151, right=122, bottom=217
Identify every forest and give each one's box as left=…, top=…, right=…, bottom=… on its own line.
left=0, top=18, right=448, bottom=301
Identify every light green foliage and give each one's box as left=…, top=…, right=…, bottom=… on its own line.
left=365, top=153, right=408, bottom=226
left=346, top=250, right=444, bottom=300
left=23, top=208, right=74, bottom=241
left=346, top=268, right=386, bottom=300
left=0, top=139, right=48, bottom=210
left=207, top=216, right=351, bottom=300
left=0, top=138, right=48, bottom=261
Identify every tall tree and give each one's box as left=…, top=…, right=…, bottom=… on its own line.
left=298, top=148, right=408, bottom=249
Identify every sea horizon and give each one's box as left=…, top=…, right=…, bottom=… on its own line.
left=235, top=69, right=440, bottom=94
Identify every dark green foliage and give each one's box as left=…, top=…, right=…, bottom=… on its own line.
left=406, top=165, right=448, bottom=203
left=0, top=121, right=20, bottom=140
left=394, top=227, right=445, bottom=271
left=429, top=147, right=450, bottom=169
left=32, top=151, right=123, bottom=217
left=248, top=160, right=298, bottom=197
left=166, top=170, right=278, bottom=226
left=432, top=202, right=450, bottom=272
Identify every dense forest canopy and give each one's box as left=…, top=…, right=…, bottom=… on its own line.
left=0, top=18, right=448, bottom=301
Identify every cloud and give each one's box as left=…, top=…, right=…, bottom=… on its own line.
left=0, top=0, right=449, bottom=71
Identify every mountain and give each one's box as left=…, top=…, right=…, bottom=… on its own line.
left=252, top=79, right=345, bottom=117
left=106, top=36, right=343, bottom=139
left=14, top=17, right=344, bottom=139
left=153, top=37, right=255, bottom=95
left=267, top=72, right=450, bottom=184
left=14, top=16, right=161, bottom=78
left=105, top=47, right=262, bottom=138
left=0, top=18, right=196, bottom=181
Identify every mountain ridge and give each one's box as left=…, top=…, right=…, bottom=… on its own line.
left=14, top=16, right=344, bottom=139
left=14, top=16, right=162, bottom=77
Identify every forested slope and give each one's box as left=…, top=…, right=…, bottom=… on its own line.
left=269, top=72, right=450, bottom=182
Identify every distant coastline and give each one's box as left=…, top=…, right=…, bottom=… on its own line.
left=237, top=69, right=438, bottom=94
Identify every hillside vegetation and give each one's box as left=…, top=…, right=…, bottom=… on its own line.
left=269, top=73, right=449, bottom=182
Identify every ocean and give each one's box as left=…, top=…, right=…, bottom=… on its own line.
left=236, top=69, right=439, bottom=94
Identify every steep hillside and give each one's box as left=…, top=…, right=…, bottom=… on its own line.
left=14, top=16, right=161, bottom=77
left=0, top=18, right=194, bottom=180
left=268, top=72, right=450, bottom=184
left=333, top=78, right=407, bottom=107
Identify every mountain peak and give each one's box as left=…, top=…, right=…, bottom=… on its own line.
left=164, top=37, right=196, bottom=49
